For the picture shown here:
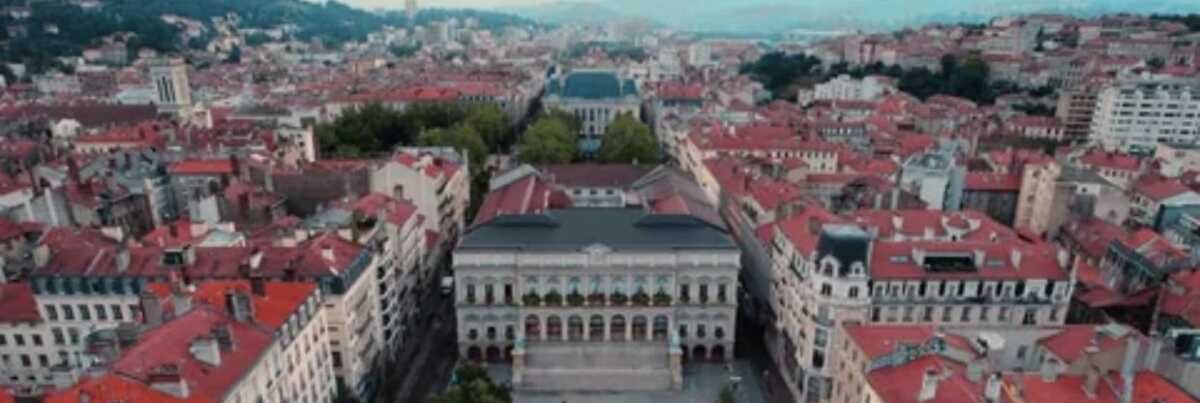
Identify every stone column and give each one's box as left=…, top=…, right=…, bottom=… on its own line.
left=540, top=315, right=547, bottom=341
left=625, top=314, right=632, bottom=341
left=604, top=317, right=611, bottom=342
left=583, top=318, right=590, bottom=342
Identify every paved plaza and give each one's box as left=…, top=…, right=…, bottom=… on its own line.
left=479, top=360, right=770, bottom=403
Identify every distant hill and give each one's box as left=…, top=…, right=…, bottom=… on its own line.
left=509, top=0, right=1200, bottom=34
left=0, top=0, right=536, bottom=73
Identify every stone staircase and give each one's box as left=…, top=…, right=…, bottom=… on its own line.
left=518, top=341, right=674, bottom=391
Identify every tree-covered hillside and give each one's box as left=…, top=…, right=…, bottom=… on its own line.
left=0, top=0, right=537, bottom=73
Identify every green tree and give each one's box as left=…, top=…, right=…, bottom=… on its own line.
left=418, top=124, right=488, bottom=174
left=1147, top=57, right=1166, bottom=70
left=429, top=365, right=511, bottom=403
left=540, top=108, right=582, bottom=134
left=465, top=104, right=509, bottom=151
left=599, top=112, right=656, bottom=164
left=314, top=103, right=402, bottom=157
left=518, top=116, right=576, bottom=164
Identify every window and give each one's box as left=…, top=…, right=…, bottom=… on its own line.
left=37, top=355, right=48, bottom=367
left=697, top=325, right=707, bottom=339
left=678, top=325, right=687, bottom=338
left=44, top=305, right=57, bottom=321
left=94, top=304, right=107, bottom=321
left=961, top=307, right=972, bottom=322
left=14, top=335, right=24, bottom=347
left=32, top=335, right=42, bottom=347
left=62, top=305, right=74, bottom=321
left=77, top=305, right=90, bottom=321
left=67, top=328, right=80, bottom=345
left=820, top=283, right=832, bottom=297
left=331, top=352, right=342, bottom=368
left=111, top=305, right=124, bottom=321
left=19, top=355, right=30, bottom=368
left=52, top=328, right=64, bottom=345
left=848, top=287, right=859, bottom=298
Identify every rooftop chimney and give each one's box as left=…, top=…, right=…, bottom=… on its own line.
left=188, top=336, right=221, bottom=367
left=1119, top=338, right=1140, bottom=403
left=172, top=286, right=193, bottom=316
left=1040, top=357, right=1060, bottom=383
left=1083, top=364, right=1101, bottom=399
left=984, top=373, right=1002, bottom=403
left=918, top=367, right=941, bottom=402
left=139, top=291, right=164, bottom=327
left=248, top=248, right=263, bottom=271
left=321, top=243, right=335, bottom=262
left=250, top=276, right=266, bottom=297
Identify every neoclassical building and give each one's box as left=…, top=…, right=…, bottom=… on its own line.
left=454, top=170, right=740, bottom=391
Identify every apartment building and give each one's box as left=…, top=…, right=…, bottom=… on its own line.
left=1091, top=80, right=1200, bottom=153
left=370, top=147, right=470, bottom=247
left=831, top=323, right=1194, bottom=403
left=811, top=75, right=896, bottom=103
left=760, top=206, right=1073, bottom=402
left=43, top=280, right=336, bottom=403
left=15, top=226, right=386, bottom=401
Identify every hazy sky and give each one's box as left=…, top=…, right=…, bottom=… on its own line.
left=344, top=0, right=554, bottom=10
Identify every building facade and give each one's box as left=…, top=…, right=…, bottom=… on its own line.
left=454, top=208, right=740, bottom=391
left=1091, top=80, right=1200, bottom=153
left=542, top=70, right=641, bottom=154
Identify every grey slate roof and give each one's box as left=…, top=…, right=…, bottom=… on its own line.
left=460, top=208, right=735, bottom=251
left=547, top=71, right=638, bottom=100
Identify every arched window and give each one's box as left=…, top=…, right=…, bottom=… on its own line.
left=546, top=316, right=563, bottom=339
left=611, top=315, right=627, bottom=341
left=848, top=287, right=860, bottom=298
left=524, top=315, right=541, bottom=340
left=653, top=315, right=669, bottom=341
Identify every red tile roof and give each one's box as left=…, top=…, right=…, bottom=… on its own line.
left=1133, top=177, right=1193, bottom=202
left=1017, top=371, right=1194, bottom=403
left=0, top=283, right=40, bottom=323
left=43, top=375, right=202, bottom=403
left=843, top=324, right=973, bottom=360
left=1078, top=150, right=1141, bottom=172
left=869, top=241, right=1069, bottom=280
left=168, top=160, right=235, bottom=176
left=1037, top=324, right=1141, bottom=363
left=344, top=193, right=418, bottom=227
left=964, top=172, right=1021, bottom=192
left=541, top=164, right=651, bottom=188
left=473, top=174, right=559, bottom=227
left=849, top=210, right=1016, bottom=243
left=866, top=356, right=984, bottom=403
left=1159, top=270, right=1200, bottom=327
left=44, top=280, right=318, bottom=403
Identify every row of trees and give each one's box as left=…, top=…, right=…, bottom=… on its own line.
left=317, top=101, right=658, bottom=169
left=516, top=110, right=656, bottom=165
left=315, top=102, right=507, bottom=170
